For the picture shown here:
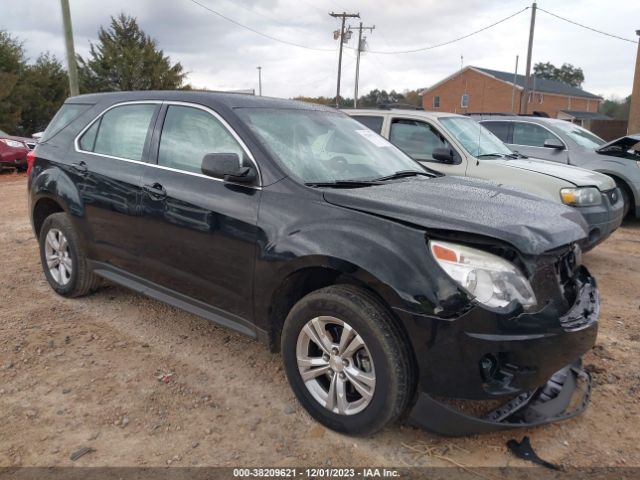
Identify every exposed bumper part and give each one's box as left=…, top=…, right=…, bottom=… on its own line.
left=408, top=360, right=591, bottom=436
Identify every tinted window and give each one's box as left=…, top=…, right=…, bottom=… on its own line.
left=87, top=104, right=156, bottom=161
left=78, top=120, right=99, bottom=151
left=42, top=104, right=91, bottom=142
left=482, top=121, right=511, bottom=142
left=158, top=105, right=244, bottom=175
left=351, top=115, right=384, bottom=134
left=389, top=119, right=449, bottom=161
left=512, top=122, right=560, bottom=148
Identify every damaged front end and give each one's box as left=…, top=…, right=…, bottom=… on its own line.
left=400, top=243, right=599, bottom=436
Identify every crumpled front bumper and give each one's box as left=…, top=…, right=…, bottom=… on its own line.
left=399, top=267, right=599, bottom=436
left=409, top=360, right=591, bottom=436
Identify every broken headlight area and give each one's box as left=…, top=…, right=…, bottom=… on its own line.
left=410, top=360, right=591, bottom=436
left=430, top=240, right=537, bottom=310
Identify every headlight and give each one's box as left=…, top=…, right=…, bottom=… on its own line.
left=430, top=240, right=536, bottom=309
left=560, top=187, right=602, bottom=206
left=0, top=138, right=26, bottom=149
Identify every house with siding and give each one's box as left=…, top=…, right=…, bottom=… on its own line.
left=420, top=66, right=602, bottom=119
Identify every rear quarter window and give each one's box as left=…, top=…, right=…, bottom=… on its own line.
left=40, top=104, right=92, bottom=142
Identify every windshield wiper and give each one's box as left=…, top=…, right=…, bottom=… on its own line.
left=373, top=169, right=440, bottom=181
left=304, top=179, right=382, bottom=188
left=506, top=151, right=528, bottom=159
left=476, top=153, right=505, bottom=159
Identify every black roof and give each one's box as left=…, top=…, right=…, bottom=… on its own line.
left=475, top=67, right=601, bottom=100
left=66, top=90, right=335, bottom=111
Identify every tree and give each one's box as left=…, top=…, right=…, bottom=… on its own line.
left=533, top=62, right=584, bottom=88
left=78, top=13, right=187, bottom=92
left=19, top=53, right=69, bottom=134
left=600, top=95, right=631, bottom=120
left=0, top=30, right=26, bottom=133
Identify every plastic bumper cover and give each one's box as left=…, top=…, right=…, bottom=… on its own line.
left=577, top=188, right=625, bottom=250
left=409, top=360, right=591, bottom=436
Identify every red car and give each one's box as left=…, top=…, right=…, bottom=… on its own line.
left=0, top=129, right=31, bottom=171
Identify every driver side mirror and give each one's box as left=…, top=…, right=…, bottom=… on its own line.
left=432, top=147, right=455, bottom=163
left=201, top=153, right=257, bottom=183
left=543, top=138, right=565, bottom=150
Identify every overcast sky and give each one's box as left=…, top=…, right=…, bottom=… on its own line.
left=3, top=0, right=639, bottom=100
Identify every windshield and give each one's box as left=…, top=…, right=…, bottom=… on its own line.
left=551, top=121, right=606, bottom=149
left=439, top=117, right=512, bottom=158
left=236, top=108, right=425, bottom=183
left=0, top=129, right=9, bottom=137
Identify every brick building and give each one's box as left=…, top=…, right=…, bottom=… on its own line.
left=420, top=66, right=602, bottom=119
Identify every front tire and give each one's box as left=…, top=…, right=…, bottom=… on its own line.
left=39, top=212, right=100, bottom=297
left=281, top=285, right=414, bottom=435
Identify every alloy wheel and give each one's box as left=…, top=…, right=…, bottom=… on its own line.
left=296, top=316, right=376, bottom=415
left=44, top=228, right=72, bottom=286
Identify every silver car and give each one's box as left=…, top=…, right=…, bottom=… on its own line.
left=478, top=116, right=640, bottom=218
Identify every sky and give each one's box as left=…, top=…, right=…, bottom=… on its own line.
left=2, top=0, right=639, bottom=100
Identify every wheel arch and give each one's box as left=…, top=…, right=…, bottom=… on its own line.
left=264, top=258, right=416, bottom=368
left=596, top=170, right=636, bottom=216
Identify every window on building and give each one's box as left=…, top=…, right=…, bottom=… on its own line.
left=351, top=115, right=384, bottom=134
left=461, top=94, right=469, bottom=108
left=389, top=118, right=451, bottom=162
left=512, top=122, right=561, bottom=148
left=433, top=96, right=440, bottom=108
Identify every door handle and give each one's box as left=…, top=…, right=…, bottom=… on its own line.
left=143, top=183, right=167, bottom=199
left=71, top=161, right=88, bottom=173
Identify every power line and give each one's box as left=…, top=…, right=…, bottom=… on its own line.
left=359, top=6, right=530, bottom=54
left=537, top=7, right=637, bottom=44
left=185, top=0, right=335, bottom=52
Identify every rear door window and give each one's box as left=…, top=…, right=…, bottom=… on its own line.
left=389, top=118, right=450, bottom=161
left=512, top=122, right=560, bottom=148
left=481, top=121, right=511, bottom=143
left=351, top=115, right=384, bottom=134
left=80, top=104, right=157, bottom=161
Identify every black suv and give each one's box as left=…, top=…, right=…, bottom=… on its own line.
left=28, top=91, right=599, bottom=436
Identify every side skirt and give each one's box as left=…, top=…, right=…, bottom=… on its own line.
left=88, top=260, right=266, bottom=341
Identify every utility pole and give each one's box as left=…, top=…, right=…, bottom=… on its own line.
left=521, top=2, right=537, bottom=114
left=256, top=66, right=262, bottom=96
left=628, top=30, right=640, bottom=134
left=329, top=11, right=359, bottom=108
left=353, top=22, right=375, bottom=108
left=511, top=55, right=519, bottom=113
left=60, top=0, right=79, bottom=96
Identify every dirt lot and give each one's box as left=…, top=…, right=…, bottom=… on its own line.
left=1, top=170, right=639, bottom=469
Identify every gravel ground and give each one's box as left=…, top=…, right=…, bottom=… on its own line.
left=1, top=171, right=639, bottom=469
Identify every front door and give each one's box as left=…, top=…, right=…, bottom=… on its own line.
left=138, top=103, right=261, bottom=322
left=387, top=117, right=465, bottom=176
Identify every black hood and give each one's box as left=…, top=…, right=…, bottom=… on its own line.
left=323, top=176, right=588, bottom=255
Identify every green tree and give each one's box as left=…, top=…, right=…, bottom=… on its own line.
left=78, top=13, right=187, bottom=92
left=19, top=53, right=69, bottom=134
left=533, top=62, right=584, bottom=88
left=600, top=95, right=631, bottom=120
left=0, top=30, right=26, bottom=133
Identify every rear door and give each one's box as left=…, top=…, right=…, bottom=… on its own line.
left=137, top=102, right=261, bottom=323
left=72, top=101, right=160, bottom=273
left=387, top=117, right=465, bottom=175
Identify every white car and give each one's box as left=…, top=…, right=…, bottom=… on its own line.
left=347, top=109, right=624, bottom=251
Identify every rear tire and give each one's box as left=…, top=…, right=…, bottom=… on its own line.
left=39, top=212, right=100, bottom=297
left=281, top=285, right=414, bottom=435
